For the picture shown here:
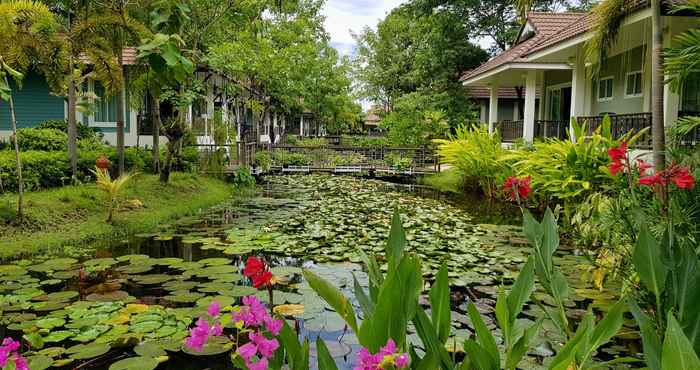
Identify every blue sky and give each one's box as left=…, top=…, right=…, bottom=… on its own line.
left=322, top=0, right=407, bottom=57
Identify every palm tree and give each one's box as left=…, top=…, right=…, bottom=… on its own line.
left=72, top=1, right=148, bottom=176
left=585, top=0, right=665, bottom=169
left=0, top=0, right=68, bottom=219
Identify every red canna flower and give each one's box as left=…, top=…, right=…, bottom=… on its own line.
left=244, top=257, right=273, bottom=289
left=638, top=164, right=695, bottom=190
left=670, top=167, right=694, bottom=189
left=608, top=141, right=628, bottom=162
left=636, top=159, right=653, bottom=175
left=503, top=176, right=531, bottom=201
left=609, top=160, right=625, bottom=176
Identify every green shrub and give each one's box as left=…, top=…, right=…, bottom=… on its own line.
left=434, top=124, right=509, bottom=197
left=421, top=169, right=464, bottom=194
left=385, top=152, right=413, bottom=170
left=231, top=167, right=256, bottom=188
left=271, top=149, right=311, bottom=166
left=37, top=119, right=102, bottom=140
left=254, top=151, right=273, bottom=171
left=0, top=150, right=69, bottom=191
left=16, top=128, right=67, bottom=151
left=342, top=135, right=389, bottom=147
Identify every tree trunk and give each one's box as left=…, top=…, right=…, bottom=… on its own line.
left=67, top=69, right=78, bottom=182
left=151, top=94, right=161, bottom=173
left=116, top=52, right=126, bottom=176
left=651, top=0, right=665, bottom=170
left=160, top=140, right=175, bottom=183
left=5, top=79, right=23, bottom=219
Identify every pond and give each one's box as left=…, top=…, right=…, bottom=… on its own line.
left=0, top=174, right=636, bottom=369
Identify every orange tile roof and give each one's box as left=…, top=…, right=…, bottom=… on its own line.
left=460, top=12, right=585, bottom=82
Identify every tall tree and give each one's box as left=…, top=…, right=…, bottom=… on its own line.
left=0, top=0, right=67, bottom=219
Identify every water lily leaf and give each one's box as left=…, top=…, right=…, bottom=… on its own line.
left=131, top=320, right=163, bottom=333
left=134, top=341, right=167, bottom=357
left=182, top=336, right=233, bottom=356
left=165, top=292, right=204, bottom=303
left=46, top=291, right=79, bottom=302
left=27, top=355, right=53, bottom=370
left=133, top=274, right=173, bottom=285
left=36, top=317, right=65, bottom=329
left=43, top=330, right=74, bottom=343
left=67, top=342, right=111, bottom=359
left=109, top=356, right=160, bottom=370
left=199, top=258, right=231, bottom=266
left=273, top=304, right=305, bottom=317
left=86, top=291, right=130, bottom=302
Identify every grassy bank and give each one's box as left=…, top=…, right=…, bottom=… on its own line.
left=0, top=173, right=233, bottom=259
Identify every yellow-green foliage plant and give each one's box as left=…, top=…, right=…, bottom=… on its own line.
left=91, top=167, right=136, bottom=223
left=502, top=117, right=647, bottom=214
left=433, top=124, right=508, bottom=198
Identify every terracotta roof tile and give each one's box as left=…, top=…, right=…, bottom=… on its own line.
left=460, top=12, right=585, bottom=82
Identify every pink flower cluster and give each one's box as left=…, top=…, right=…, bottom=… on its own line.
left=234, top=296, right=283, bottom=370
left=185, top=301, right=224, bottom=351
left=232, top=296, right=282, bottom=335
left=0, top=338, right=27, bottom=370
left=355, top=339, right=409, bottom=370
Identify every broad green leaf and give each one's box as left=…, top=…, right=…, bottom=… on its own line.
left=633, top=225, right=668, bottom=296
left=463, top=340, right=498, bottom=370
left=385, top=207, right=407, bottom=272
left=412, top=307, right=454, bottom=370
left=506, top=256, right=535, bottom=323
left=277, top=321, right=305, bottom=370
left=495, top=288, right=510, bottom=347
left=629, top=300, right=662, bottom=370
left=662, top=312, right=700, bottom=370
left=579, top=300, right=626, bottom=366
left=429, top=264, right=450, bottom=343
left=466, top=302, right=500, bottom=367
left=303, top=269, right=358, bottom=334
left=668, top=246, right=700, bottom=353
left=352, top=273, right=374, bottom=318
left=548, top=313, right=592, bottom=370
left=316, top=337, right=339, bottom=370
left=506, top=320, right=541, bottom=370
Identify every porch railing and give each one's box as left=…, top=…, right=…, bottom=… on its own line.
left=497, top=120, right=523, bottom=142
left=535, top=120, right=568, bottom=140
left=576, top=113, right=653, bottom=148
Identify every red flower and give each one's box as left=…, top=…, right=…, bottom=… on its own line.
left=243, top=257, right=273, bottom=288
left=607, top=141, right=628, bottom=162
left=636, top=159, right=653, bottom=175
left=638, top=173, right=665, bottom=187
left=609, top=160, right=625, bottom=176
left=670, top=167, right=695, bottom=189
left=503, top=176, right=531, bottom=201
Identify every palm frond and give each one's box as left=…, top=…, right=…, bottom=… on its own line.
left=664, top=28, right=700, bottom=91
left=584, top=0, right=627, bottom=78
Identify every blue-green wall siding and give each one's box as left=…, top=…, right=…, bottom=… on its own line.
left=0, top=71, right=64, bottom=130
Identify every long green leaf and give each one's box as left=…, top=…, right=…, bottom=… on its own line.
left=316, top=337, right=339, bottom=370
left=548, top=313, right=592, bottom=370
left=412, top=307, right=454, bottom=370
left=506, top=256, right=536, bottom=323
left=633, top=225, right=668, bottom=296
left=277, top=321, right=304, bottom=370
left=429, top=264, right=451, bottom=343
left=506, top=320, right=541, bottom=370
left=668, top=246, right=700, bottom=353
left=466, top=302, right=500, bottom=367
left=352, top=273, right=374, bottom=318
left=463, top=340, right=496, bottom=370
left=662, top=312, right=700, bottom=370
left=579, top=300, right=626, bottom=366
left=303, top=269, right=359, bottom=334
left=628, top=300, right=662, bottom=370
left=385, top=207, right=407, bottom=272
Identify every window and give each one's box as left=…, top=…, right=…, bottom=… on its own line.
left=625, top=71, right=643, bottom=97
left=93, top=82, right=117, bottom=124
left=681, top=72, right=700, bottom=113
left=548, top=89, right=562, bottom=120
left=598, top=77, right=614, bottom=101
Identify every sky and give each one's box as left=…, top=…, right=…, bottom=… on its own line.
left=322, top=0, right=407, bottom=57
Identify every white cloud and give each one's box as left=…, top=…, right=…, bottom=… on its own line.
left=322, top=0, right=407, bottom=57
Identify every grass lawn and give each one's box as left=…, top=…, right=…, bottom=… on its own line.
left=0, top=173, right=232, bottom=259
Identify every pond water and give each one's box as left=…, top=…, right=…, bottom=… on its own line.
left=0, top=174, right=637, bottom=369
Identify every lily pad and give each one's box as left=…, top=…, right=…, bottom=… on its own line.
left=109, top=357, right=160, bottom=370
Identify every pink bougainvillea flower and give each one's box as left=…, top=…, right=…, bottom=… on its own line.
left=263, top=316, right=282, bottom=336
left=184, top=318, right=224, bottom=352
left=207, top=301, right=221, bottom=317
left=503, top=176, right=532, bottom=201
left=236, top=342, right=258, bottom=362
left=354, top=339, right=409, bottom=370
left=234, top=295, right=269, bottom=327
left=243, top=257, right=273, bottom=288
left=0, top=338, right=22, bottom=369
left=13, top=354, right=28, bottom=370
left=247, top=357, right=269, bottom=370
left=250, top=331, right=279, bottom=358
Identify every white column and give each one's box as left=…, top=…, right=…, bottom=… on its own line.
left=299, top=115, right=304, bottom=136
left=480, top=102, right=488, bottom=123
left=513, top=101, right=520, bottom=120
left=523, top=70, right=537, bottom=142
left=571, top=50, right=587, bottom=119
left=488, top=84, right=499, bottom=134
